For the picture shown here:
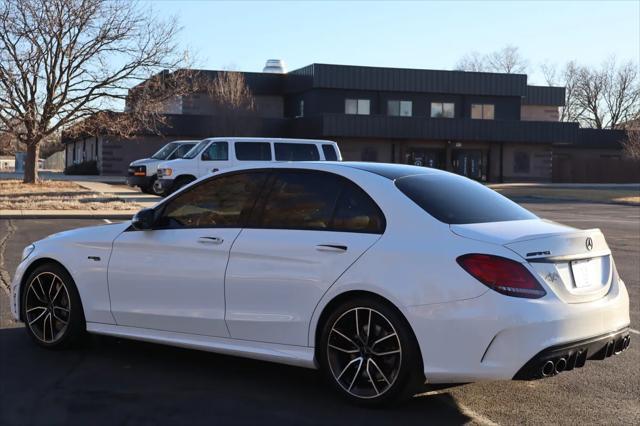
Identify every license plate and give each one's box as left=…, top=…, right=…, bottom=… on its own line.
left=571, top=258, right=594, bottom=288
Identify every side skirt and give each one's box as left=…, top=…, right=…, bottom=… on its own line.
left=86, top=322, right=317, bottom=369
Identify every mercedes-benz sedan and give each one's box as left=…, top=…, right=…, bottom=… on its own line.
left=11, top=162, right=631, bottom=405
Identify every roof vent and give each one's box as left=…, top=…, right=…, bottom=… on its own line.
left=263, top=59, right=287, bottom=74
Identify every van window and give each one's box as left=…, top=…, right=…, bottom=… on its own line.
left=322, top=144, right=338, bottom=161
left=201, top=142, right=228, bottom=161
left=275, top=143, right=320, bottom=161
left=235, top=142, right=272, bottom=161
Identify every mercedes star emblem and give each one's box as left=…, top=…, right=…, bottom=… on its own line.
left=586, top=237, right=593, bottom=251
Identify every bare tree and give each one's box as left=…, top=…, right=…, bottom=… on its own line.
left=206, top=71, right=257, bottom=135
left=486, top=45, right=528, bottom=74
left=0, top=0, right=188, bottom=183
left=456, top=45, right=527, bottom=74
left=621, top=129, right=640, bottom=160
left=455, top=51, right=487, bottom=73
left=573, top=59, right=640, bottom=129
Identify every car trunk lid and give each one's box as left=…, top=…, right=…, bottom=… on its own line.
left=451, top=220, right=612, bottom=303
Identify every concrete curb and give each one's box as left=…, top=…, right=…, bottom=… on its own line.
left=0, top=210, right=136, bottom=219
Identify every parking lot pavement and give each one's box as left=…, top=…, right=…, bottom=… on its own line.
left=1, top=205, right=638, bottom=425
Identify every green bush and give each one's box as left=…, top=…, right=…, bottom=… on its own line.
left=64, top=160, right=99, bottom=175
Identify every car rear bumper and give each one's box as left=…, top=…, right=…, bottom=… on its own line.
left=405, top=274, right=630, bottom=384
left=513, top=326, right=631, bottom=380
left=126, top=175, right=154, bottom=188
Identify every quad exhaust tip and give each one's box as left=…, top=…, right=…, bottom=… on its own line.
left=555, top=357, right=567, bottom=374
left=542, top=360, right=555, bottom=377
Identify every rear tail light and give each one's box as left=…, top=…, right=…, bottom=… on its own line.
left=457, top=254, right=546, bottom=299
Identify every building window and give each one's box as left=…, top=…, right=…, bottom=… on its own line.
left=430, top=102, right=455, bottom=118
left=388, top=100, right=412, bottom=117
left=345, top=99, right=370, bottom=115
left=513, top=151, right=530, bottom=173
left=471, top=104, right=495, bottom=120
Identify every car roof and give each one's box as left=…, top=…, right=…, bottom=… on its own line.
left=218, top=161, right=448, bottom=180
left=202, top=137, right=337, bottom=144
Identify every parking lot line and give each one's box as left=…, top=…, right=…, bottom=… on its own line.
left=630, top=329, right=640, bottom=335
left=103, top=219, right=112, bottom=223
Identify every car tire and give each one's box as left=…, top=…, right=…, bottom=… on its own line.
left=21, top=263, right=86, bottom=349
left=318, top=296, right=423, bottom=406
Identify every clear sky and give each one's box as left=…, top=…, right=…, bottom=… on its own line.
left=149, top=0, right=640, bottom=84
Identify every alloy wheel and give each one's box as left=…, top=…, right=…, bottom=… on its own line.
left=24, top=272, right=71, bottom=344
left=326, top=307, right=402, bottom=399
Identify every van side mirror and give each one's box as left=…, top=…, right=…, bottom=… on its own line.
left=132, top=208, right=156, bottom=230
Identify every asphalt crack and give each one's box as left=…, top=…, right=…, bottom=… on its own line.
left=0, top=219, right=16, bottom=294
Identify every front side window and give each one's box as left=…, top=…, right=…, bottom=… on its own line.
left=388, top=100, right=412, bottom=117
left=431, top=102, right=455, bottom=118
left=274, top=143, right=320, bottom=161
left=235, top=142, right=272, bottom=161
left=471, top=104, right=495, bottom=120
left=201, top=142, right=228, bottom=161
left=158, top=172, right=268, bottom=229
left=345, top=99, right=370, bottom=115
left=259, top=171, right=342, bottom=230
left=322, top=144, right=338, bottom=161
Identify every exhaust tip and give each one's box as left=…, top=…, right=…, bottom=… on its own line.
left=555, top=357, right=567, bottom=374
left=542, top=360, right=555, bottom=377
left=623, top=336, right=630, bottom=350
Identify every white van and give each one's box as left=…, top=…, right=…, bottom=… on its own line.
left=156, top=137, right=342, bottom=194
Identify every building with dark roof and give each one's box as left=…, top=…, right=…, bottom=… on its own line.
left=62, top=63, right=634, bottom=182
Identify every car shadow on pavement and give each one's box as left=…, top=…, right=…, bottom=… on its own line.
left=0, top=327, right=471, bottom=425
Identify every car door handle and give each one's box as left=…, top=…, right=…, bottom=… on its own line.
left=211, top=168, right=219, bottom=173
left=316, top=244, right=348, bottom=252
left=198, top=236, right=224, bottom=244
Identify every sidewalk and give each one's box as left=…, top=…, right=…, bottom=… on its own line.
left=0, top=179, right=158, bottom=219
left=0, top=171, right=125, bottom=184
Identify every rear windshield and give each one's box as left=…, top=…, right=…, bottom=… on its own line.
left=395, top=174, right=537, bottom=224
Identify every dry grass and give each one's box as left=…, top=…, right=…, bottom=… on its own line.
left=0, top=180, right=141, bottom=211
left=493, top=187, right=640, bottom=206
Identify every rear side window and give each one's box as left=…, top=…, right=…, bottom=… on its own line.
left=274, top=143, right=320, bottom=161
left=259, top=172, right=342, bottom=230
left=395, top=174, right=537, bottom=224
left=322, top=144, right=338, bottom=161
left=235, top=142, right=272, bottom=161
left=158, top=172, right=267, bottom=228
left=256, top=171, right=385, bottom=233
left=333, top=182, right=385, bottom=233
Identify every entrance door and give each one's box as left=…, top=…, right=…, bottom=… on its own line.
left=452, top=150, right=485, bottom=180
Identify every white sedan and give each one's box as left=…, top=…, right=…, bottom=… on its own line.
left=10, top=162, right=631, bottom=405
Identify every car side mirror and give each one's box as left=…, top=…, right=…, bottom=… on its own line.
left=132, top=208, right=156, bottom=231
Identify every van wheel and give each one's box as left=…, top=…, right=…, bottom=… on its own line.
left=171, top=176, right=196, bottom=194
